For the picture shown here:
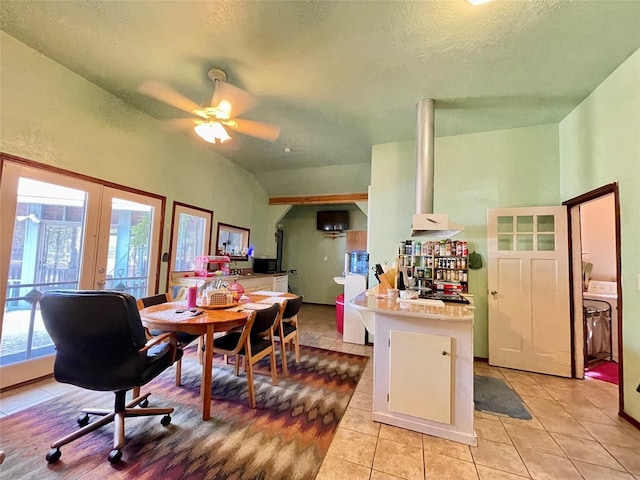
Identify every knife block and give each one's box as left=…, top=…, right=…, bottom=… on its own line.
left=377, top=271, right=393, bottom=295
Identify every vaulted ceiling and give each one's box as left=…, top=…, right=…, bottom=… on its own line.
left=2, top=1, right=639, bottom=195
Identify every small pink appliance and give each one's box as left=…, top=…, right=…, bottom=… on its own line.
left=195, top=255, right=231, bottom=277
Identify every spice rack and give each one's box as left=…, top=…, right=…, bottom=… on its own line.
left=397, top=239, right=469, bottom=294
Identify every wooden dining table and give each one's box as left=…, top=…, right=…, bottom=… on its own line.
left=139, top=291, right=295, bottom=420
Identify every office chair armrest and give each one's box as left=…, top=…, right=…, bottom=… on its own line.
left=143, top=327, right=154, bottom=340
left=142, top=332, right=180, bottom=363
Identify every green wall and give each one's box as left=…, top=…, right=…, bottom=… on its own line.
left=559, top=48, right=640, bottom=420
left=281, top=204, right=367, bottom=305
left=0, top=32, right=269, bottom=286
left=370, top=124, right=561, bottom=358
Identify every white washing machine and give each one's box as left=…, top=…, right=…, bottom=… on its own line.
left=584, top=280, right=618, bottom=362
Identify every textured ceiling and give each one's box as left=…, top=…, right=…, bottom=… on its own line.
left=1, top=1, right=639, bottom=191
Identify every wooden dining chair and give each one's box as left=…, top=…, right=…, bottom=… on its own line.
left=137, top=293, right=199, bottom=386
left=274, top=295, right=303, bottom=377
left=211, top=303, right=282, bottom=408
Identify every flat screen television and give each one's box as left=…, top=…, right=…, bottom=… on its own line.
left=317, top=210, right=349, bottom=232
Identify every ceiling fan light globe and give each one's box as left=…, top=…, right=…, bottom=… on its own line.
left=194, top=121, right=231, bottom=144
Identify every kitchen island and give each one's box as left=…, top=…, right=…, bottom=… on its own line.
left=351, top=288, right=477, bottom=446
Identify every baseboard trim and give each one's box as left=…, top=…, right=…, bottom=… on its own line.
left=620, top=411, right=640, bottom=431
left=0, top=373, right=54, bottom=394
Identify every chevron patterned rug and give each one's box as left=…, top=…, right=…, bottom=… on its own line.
left=0, top=345, right=368, bottom=480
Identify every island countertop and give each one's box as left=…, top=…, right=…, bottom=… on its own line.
left=350, top=288, right=474, bottom=322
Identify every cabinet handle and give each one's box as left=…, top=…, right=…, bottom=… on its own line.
left=442, top=351, right=448, bottom=356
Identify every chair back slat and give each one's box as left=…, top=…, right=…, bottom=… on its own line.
left=137, top=293, right=169, bottom=310
left=251, top=303, right=281, bottom=335
left=282, top=295, right=303, bottom=320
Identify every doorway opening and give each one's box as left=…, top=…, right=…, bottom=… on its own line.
left=564, top=183, right=623, bottom=409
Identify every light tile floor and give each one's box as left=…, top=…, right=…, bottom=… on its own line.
left=2, top=303, right=639, bottom=479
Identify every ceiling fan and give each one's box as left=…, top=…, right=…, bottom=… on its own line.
left=138, top=68, right=280, bottom=144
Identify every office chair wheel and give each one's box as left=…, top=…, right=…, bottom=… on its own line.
left=160, top=415, right=172, bottom=426
left=108, top=449, right=122, bottom=464
left=77, top=413, right=90, bottom=427
left=139, top=398, right=149, bottom=408
left=46, top=448, right=61, bottom=463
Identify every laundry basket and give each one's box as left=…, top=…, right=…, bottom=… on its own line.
left=583, top=299, right=612, bottom=364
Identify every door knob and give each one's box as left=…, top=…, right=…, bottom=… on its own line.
left=490, top=290, right=498, bottom=296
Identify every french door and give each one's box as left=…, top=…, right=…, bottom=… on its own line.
left=0, top=160, right=163, bottom=387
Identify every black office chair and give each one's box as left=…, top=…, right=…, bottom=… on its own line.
left=211, top=303, right=281, bottom=408
left=137, top=293, right=200, bottom=386
left=40, top=290, right=182, bottom=464
left=274, top=295, right=303, bottom=377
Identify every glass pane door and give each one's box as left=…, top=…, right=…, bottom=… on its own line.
left=1, top=162, right=163, bottom=387
left=1, top=172, right=98, bottom=375
left=95, top=188, right=163, bottom=299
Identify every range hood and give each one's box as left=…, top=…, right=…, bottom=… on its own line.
left=411, top=99, right=464, bottom=238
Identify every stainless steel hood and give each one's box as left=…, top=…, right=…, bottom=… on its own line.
left=411, top=99, right=463, bottom=238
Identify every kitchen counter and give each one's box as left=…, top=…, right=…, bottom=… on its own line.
left=175, top=271, right=287, bottom=280
left=351, top=286, right=476, bottom=446
left=169, top=271, right=288, bottom=297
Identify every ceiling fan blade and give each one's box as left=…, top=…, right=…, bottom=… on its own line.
left=160, top=118, right=198, bottom=131
left=224, top=119, right=281, bottom=142
left=211, top=81, right=257, bottom=118
left=138, top=80, right=206, bottom=118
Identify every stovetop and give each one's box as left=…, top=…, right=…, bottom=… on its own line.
left=419, top=292, right=470, bottom=304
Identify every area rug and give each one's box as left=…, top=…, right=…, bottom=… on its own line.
left=0, top=345, right=368, bottom=480
left=474, top=375, right=532, bottom=420
left=585, top=360, right=619, bottom=385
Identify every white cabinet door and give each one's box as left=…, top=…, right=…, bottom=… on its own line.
left=239, top=277, right=272, bottom=292
left=389, top=330, right=452, bottom=424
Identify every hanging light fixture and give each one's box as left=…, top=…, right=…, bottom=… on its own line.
left=194, top=121, right=231, bottom=144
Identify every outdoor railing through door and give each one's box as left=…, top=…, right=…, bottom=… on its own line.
left=1, top=277, right=148, bottom=366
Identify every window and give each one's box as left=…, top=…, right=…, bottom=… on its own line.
left=497, top=214, right=556, bottom=252
left=169, top=202, right=213, bottom=271
left=216, top=223, right=250, bottom=260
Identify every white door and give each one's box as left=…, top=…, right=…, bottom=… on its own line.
left=0, top=161, right=163, bottom=387
left=488, top=207, right=571, bottom=377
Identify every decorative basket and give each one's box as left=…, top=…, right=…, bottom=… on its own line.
left=204, top=288, right=233, bottom=306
